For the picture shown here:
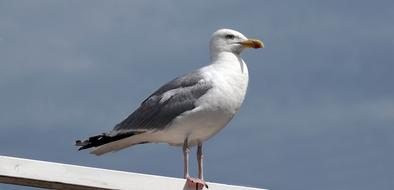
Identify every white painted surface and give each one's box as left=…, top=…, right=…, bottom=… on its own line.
left=0, top=156, right=266, bottom=190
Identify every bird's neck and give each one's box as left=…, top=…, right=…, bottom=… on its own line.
left=210, top=52, right=242, bottom=64
left=209, top=52, right=247, bottom=74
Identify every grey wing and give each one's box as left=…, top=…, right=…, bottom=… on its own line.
left=111, top=71, right=212, bottom=135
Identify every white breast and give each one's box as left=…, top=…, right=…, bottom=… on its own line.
left=201, top=57, right=249, bottom=114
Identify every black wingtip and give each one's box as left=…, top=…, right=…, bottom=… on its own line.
left=75, top=139, right=92, bottom=151
left=75, top=132, right=136, bottom=151
left=75, top=140, right=82, bottom=146
left=78, top=146, right=86, bottom=151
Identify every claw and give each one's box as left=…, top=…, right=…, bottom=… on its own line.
left=186, top=176, right=208, bottom=189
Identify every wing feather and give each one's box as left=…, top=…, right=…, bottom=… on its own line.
left=76, top=71, right=212, bottom=150
left=113, top=71, right=212, bottom=134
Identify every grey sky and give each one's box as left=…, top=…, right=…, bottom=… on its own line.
left=1, top=1, right=394, bottom=190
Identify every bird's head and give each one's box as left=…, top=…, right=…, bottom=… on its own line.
left=209, top=28, right=264, bottom=58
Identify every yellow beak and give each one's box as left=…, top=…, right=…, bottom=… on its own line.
left=240, top=39, right=264, bottom=49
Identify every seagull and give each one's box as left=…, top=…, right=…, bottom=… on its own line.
left=76, top=28, right=263, bottom=189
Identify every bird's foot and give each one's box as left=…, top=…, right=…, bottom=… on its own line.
left=186, top=176, right=208, bottom=189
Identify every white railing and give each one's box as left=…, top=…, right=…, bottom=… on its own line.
left=0, top=156, right=266, bottom=190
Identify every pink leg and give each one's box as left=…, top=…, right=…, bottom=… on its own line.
left=197, top=143, right=204, bottom=180
left=183, top=140, right=208, bottom=189
left=183, top=139, right=190, bottom=179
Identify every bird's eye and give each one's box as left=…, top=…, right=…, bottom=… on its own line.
left=225, top=34, right=235, bottom=39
